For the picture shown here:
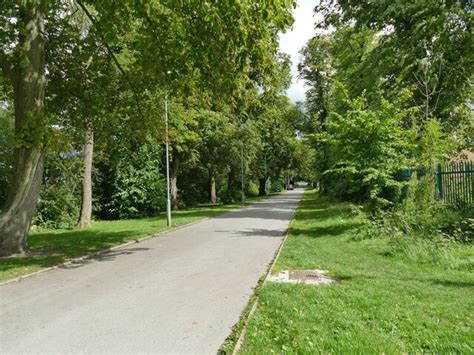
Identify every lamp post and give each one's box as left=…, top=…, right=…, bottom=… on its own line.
left=164, top=95, right=171, bottom=227
left=240, top=141, right=245, bottom=204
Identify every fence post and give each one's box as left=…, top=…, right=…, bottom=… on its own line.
left=436, top=163, right=443, bottom=200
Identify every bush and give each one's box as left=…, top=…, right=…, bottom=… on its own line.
left=246, top=181, right=259, bottom=197
left=34, top=185, right=80, bottom=229
left=179, top=166, right=209, bottom=206
left=359, top=176, right=472, bottom=264
left=33, top=150, right=82, bottom=229
left=268, top=177, right=285, bottom=193
left=105, top=141, right=166, bottom=219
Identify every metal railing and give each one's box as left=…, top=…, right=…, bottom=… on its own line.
left=436, top=161, right=474, bottom=208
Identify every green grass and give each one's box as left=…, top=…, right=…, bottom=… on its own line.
left=240, top=190, right=474, bottom=353
left=0, top=194, right=274, bottom=282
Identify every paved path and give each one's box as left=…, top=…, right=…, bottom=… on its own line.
left=0, top=189, right=303, bottom=354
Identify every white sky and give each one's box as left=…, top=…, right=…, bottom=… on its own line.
left=279, top=0, right=321, bottom=103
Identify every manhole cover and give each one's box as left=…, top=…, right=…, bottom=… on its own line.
left=268, top=269, right=336, bottom=285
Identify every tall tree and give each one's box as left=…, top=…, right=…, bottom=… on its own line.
left=0, top=0, right=296, bottom=254
left=0, top=1, right=48, bottom=255
left=196, top=110, right=237, bottom=204
left=315, top=0, right=474, bottom=127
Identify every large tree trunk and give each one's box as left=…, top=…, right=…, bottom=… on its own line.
left=208, top=168, right=217, bottom=204
left=0, top=5, right=47, bottom=256
left=258, top=177, right=267, bottom=196
left=77, top=129, right=94, bottom=229
left=170, top=154, right=179, bottom=210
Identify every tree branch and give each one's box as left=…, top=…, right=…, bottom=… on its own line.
left=74, top=0, right=145, bottom=119
left=74, top=1, right=127, bottom=78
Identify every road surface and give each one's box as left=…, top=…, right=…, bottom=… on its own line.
left=0, top=189, right=303, bottom=354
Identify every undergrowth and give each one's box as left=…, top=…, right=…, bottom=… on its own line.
left=357, top=176, right=473, bottom=268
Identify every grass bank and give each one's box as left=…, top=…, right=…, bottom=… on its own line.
left=240, top=190, right=473, bottom=353
left=0, top=194, right=274, bottom=282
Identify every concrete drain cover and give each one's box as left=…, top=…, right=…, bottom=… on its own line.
left=267, top=269, right=336, bottom=285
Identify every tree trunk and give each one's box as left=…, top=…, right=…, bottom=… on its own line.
left=170, top=154, right=179, bottom=210
left=77, top=129, right=94, bottom=229
left=258, top=177, right=267, bottom=196
left=208, top=168, right=217, bottom=204
left=0, top=5, right=47, bottom=256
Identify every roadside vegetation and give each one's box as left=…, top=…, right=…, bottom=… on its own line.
left=239, top=2, right=473, bottom=350
left=240, top=190, right=473, bottom=353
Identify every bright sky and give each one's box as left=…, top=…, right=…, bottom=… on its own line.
left=279, top=0, right=321, bottom=103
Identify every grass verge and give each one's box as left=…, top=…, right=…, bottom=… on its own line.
left=0, top=194, right=276, bottom=282
left=240, top=190, right=474, bottom=353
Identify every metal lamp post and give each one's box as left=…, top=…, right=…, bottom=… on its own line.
left=240, top=141, right=245, bottom=204
left=165, top=95, right=171, bottom=227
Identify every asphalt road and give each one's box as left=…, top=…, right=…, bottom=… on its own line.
left=0, top=189, right=303, bottom=354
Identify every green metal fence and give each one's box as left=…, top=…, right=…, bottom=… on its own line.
left=436, top=161, right=474, bottom=208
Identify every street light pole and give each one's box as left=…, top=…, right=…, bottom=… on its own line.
left=240, top=141, right=245, bottom=204
left=264, top=150, right=267, bottom=194
left=165, top=95, right=172, bottom=227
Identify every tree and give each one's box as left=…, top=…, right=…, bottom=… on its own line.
left=196, top=110, right=237, bottom=204
left=0, top=2, right=48, bottom=255
left=0, top=0, right=296, bottom=255
left=318, top=91, right=415, bottom=211
left=46, top=4, right=117, bottom=229
left=315, top=0, right=474, bottom=127
left=251, top=95, right=303, bottom=195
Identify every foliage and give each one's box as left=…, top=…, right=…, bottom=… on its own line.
left=250, top=95, right=309, bottom=188
left=315, top=0, right=474, bottom=128
left=360, top=174, right=473, bottom=264
left=0, top=0, right=299, bottom=252
left=246, top=181, right=259, bottom=198
left=102, top=138, right=165, bottom=219
left=196, top=109, right=237, bottom=177
left=316, top=91, right=414, bottom=211
left=299, top=1, right=472, bottom=227
left=178, top=165, right=210, bottom=206
left=415, top=118, right=456, bottom=168
left=33, top=149, right=82, bottom=229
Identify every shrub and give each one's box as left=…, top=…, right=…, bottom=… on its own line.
left=33, top=150, right=82, bottom=229
left=246, top=181, right=259, bottom=197
left=34, top=185, right=80, bottom=229
left=105, top=141, right=166, bottom=219
left=359, top=175, right=472, bottom=264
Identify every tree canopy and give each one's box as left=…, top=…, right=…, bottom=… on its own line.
left=0, top=0, right=314, bottom=256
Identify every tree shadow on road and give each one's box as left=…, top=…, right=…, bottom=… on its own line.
left=216, top=228, right=287, bottom=238
left=0, top=229, right=152, bottom=281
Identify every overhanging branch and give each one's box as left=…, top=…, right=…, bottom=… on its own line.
left=75, top=1, right=127, bottom=77
left=75, top=0, right=145, bottom=119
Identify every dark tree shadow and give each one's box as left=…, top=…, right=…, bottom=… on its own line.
left=428, top=279, right=474, bottom=288
left=58, top=247, right=151, bottom=270
left=288, top=221, right=362, bottom=239
left=215, top=228, right=286, bottom=238
left=0, top=230, right=153, bottom=279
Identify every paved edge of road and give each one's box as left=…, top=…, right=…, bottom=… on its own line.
left=0, top=196, right=280, bottom=287
left=218, top=190, right=304, bottom=355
